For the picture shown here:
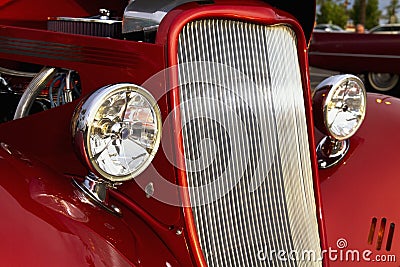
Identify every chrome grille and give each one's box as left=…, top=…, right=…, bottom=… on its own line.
left=177, top=20, right=322, bottom=266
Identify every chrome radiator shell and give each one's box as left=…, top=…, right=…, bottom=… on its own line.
left=177, top=20, right=322, bottom=266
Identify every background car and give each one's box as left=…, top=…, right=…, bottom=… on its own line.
left=369, top=23, right=400, bottom=34
left=309, top=30, right=400, bottom=94
left=314, top=23, right=345, bottom=32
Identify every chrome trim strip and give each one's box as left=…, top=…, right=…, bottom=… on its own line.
left=0, top=66, right=37, bottom=78
left=0, top=36, right=141, bottom=67
left=48, top=17, right=121, bottom=25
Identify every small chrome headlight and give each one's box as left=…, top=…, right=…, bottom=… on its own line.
left=313, top=75, right=367, bottom=140
left=72, top=83, right=162, bottom=182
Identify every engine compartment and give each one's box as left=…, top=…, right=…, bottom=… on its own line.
left=0, top=60, right=81, bottom=123
left=0, top=1, right=216, bottom=122
left=46, top=0, right=212, bottom=43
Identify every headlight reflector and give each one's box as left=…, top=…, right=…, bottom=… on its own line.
left=72, top=83, right=162, bottom=182
left=313, top=75, right=367, bottom=140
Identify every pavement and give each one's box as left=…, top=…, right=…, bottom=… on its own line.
left=310, top=67, right=368, bottom=93
left=309, top=67, right=339, bottom=90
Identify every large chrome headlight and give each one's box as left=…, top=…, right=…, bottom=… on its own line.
left=313, top=75, right=367, bottom=140
left=72, top=83, right=162, bottom=182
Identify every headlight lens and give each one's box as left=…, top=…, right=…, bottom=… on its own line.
left=72, top=83, right=162, bottom=182
left=313, top=75, right=367, bottom=141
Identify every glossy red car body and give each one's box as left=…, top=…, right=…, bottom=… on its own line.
left=0, top=1, right=399, bottom=266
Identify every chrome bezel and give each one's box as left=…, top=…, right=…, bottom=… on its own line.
left=72, top=83, right=162, bottom=182
left=318, top=74, right=367, bottom=141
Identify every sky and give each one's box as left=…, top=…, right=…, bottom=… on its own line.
left=332, top=0, right=398, bottom=18
left=349, top=0, right=393, bottom=14
left=349, top=0, right=400, bottom=24
left=320, top=0, right=395, bottom=14
left=348, top=0, right=398, bottom=24
left=377, top=0, right=391, bottom=11
left=369, top=0, right=397, bottom=17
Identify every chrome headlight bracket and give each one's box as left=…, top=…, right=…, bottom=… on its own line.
left=72, top=173, right=122, bottom=216
left=316, top=136, right=349, bottom=169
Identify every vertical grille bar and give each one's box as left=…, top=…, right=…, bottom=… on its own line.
left=177, top=20, right=322, bottom=266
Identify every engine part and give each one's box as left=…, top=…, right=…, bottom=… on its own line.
left=0, top=64, right=81, bottom=122
left=122, top=0, right=213, bottom=34
left=47, top=9, right=122, bottom=38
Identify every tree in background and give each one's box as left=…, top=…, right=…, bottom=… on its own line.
left=365, top=0, right=381, bottom=28
left=386, top=0, right=400, bottom=23
left=360, top=0, right=367, bottom=25
left=317, top=0, right=349, bottom=28
left=351, top=0, right=381, bottom=29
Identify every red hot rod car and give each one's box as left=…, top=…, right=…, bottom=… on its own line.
left=0, top=0, right=399, bottom=266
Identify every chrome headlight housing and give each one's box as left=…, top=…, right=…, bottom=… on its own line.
left=72, top=83, right=162, bottom=182
left=313, top=75, right=367, bottom=140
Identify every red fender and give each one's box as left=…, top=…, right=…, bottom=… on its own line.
left=319, top=93, right=400, bottom=266
left=0, top=143, right=180, bottom=267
